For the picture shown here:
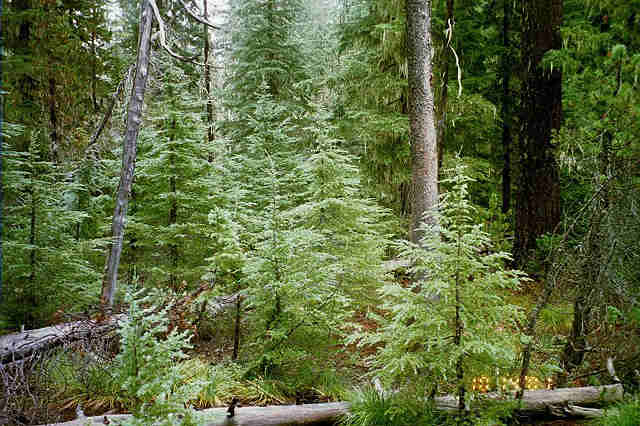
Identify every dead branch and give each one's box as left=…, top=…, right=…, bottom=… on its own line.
left=178, top=0, right=221, bottom=29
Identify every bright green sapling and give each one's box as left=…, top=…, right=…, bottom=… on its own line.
left=350, top=163, right=526, bottom=411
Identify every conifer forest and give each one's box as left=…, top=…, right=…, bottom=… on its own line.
left=2, top=0, right=640, bottom=425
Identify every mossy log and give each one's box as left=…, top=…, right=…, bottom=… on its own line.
left=42, top=384, right=623, bottom=426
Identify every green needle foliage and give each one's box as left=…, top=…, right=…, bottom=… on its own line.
left=2, top=134, right=100, bottom=329
left=350, top=162, right=526, bottom=397
left=115, top=288, right=206, bottom=425
left=125, top=60, right=214, bottom=289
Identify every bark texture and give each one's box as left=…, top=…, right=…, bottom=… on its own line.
left=1, top=292, right=240, bottom=364
left=101, top=0, right=153, bottom=308
left=514, top=0, right=563, bottom=264
left=43, top=385, right=623, bottom=426
left=406, top=0, right=438, bottom=243
left=0, top=315, right=125, bottom=365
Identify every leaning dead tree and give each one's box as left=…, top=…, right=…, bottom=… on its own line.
left=44, top=384, right=624, bottom=426
left=101, top=0, right=221, bottom=308
left=101, top=0, right=153, bottom=308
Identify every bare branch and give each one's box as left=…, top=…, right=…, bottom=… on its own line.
left=87, top=64, right=134, bottom=150
left=149, top=0, right=202, bottom=63
left=149, top=0, right=221, bottom=68
left=178, top=0, right=221, bottom=30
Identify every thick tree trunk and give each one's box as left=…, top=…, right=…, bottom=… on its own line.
left=501, top=0, right=512, bottom=214
left=0, top=315, right=125, bottom=365
left=406, top=0, right=438, bottom=243
left=514, top=0, right=563, bottom=265
left=101, top=0, right=153, bottom=308
left=0, top=39, right=3, bottom=306
left=45, top=385, right=623, bottom=426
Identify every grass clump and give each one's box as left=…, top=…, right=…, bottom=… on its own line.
left=598, top=395, right=640, bottom=426
left=341, top=386, right=448, bottom=426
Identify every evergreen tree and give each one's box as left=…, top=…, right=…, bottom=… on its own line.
left=128, top=61, right=214, bottom=289
left=336, top=0, right=412, bottom=216
left=351, top=163, right=524, bottom=410
left=2, top=135, right=100, bottom=328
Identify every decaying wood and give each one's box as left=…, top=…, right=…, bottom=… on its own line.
left=0, top=315, right=124, bottom=364
left=101, top=0, right=153, bottom=308
left=0, top=291, right=238, bottom=364
left=40, top=384, right=623, bottom=426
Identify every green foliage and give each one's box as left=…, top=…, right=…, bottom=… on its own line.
left=335, top=0, right=411, bottom=214
left=598, top=395, right=640, bottom=426
left=226, top=0, right=308, bottom=112
left=341, top=386, right=448, bottom=426
left=126, top=61, right=214, bottom=288
left=45, top=349, right=129, bottom=414
left=350, top=163, right=525, bottom=392
left=1, top=135, right=101, bottom=329
left=103, top=287, right=214, bottom=425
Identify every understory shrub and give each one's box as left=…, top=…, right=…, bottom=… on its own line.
left=341, top=386, right=448, bottom=426
left=349, top=163, right=526, bottom=407
left=598, top=395, right=640, bottom=426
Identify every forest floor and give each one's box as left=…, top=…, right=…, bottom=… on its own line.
left=4, top=277, right=635, bottom=425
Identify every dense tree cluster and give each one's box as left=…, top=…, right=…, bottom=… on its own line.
left=1, top=0, right=639, bottom=423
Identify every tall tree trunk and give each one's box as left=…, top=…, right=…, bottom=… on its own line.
left=0, top=13, right=4, bottom=305
left=101, top=0, right=153, bottom=309
left=48, top=77, right=59, bottom=163
left=501, top=0, right=512, bottom=214
left=514, top=0, right=563, bottom=265
left=406, top=0, right=438, bottom=244
left=203, top=0, right=215, bottom=152
left=436, top=0, right=454, bottom=174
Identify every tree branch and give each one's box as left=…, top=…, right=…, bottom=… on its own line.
left=178, top=0, right=221, bottom=30
left=87, top=64, right=134, bottom=150
left=149, top=0, right=203, bottom=64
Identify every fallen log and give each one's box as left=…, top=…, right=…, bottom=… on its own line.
left=40, top=384, right=623, bottom=426
left=0, top=315, right=125, bottom=365
left=0, top=292, right=240, bottom=365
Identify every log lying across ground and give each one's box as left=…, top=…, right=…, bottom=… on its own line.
left=45, top=384, right=623, bottom=426
left=0, top=292, right=241, bottom=365
left=0, top=315, right=125, bottom=365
